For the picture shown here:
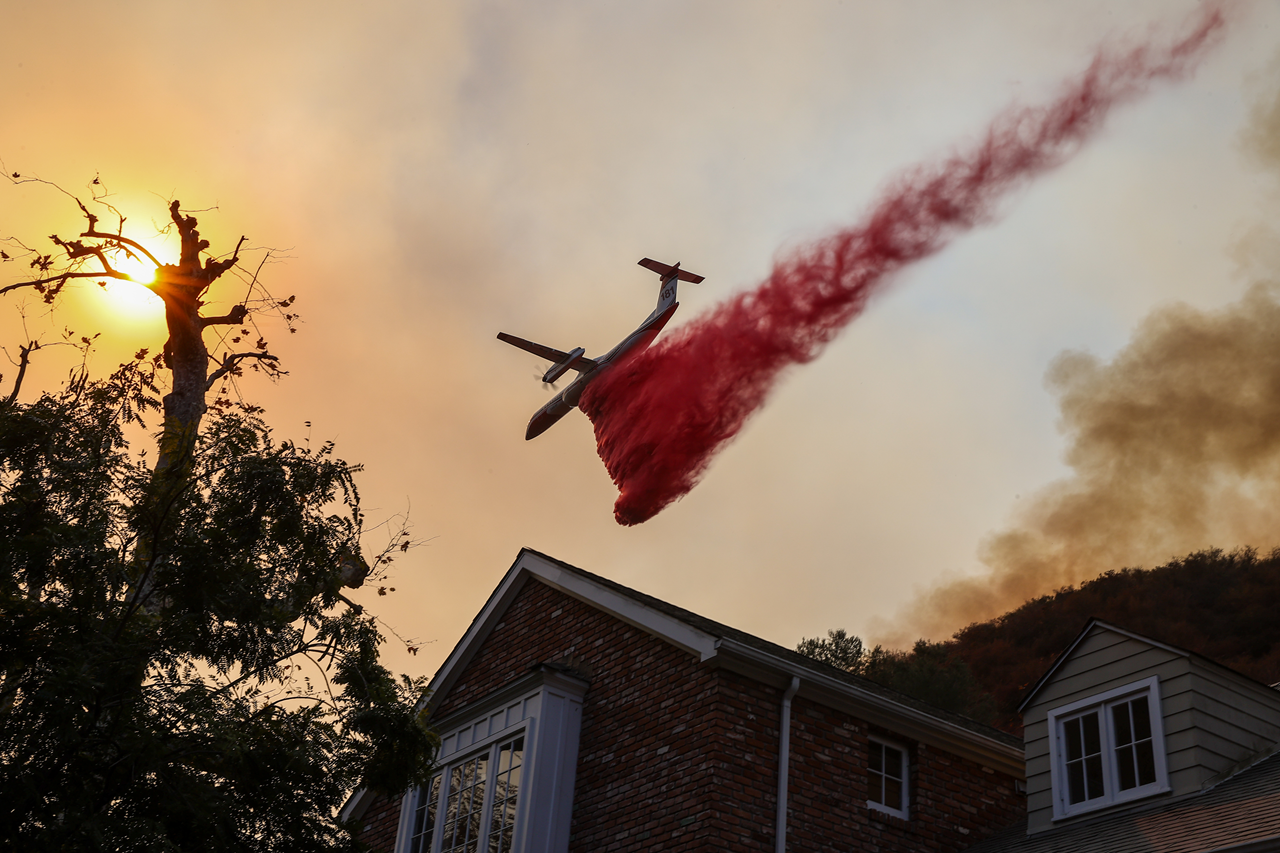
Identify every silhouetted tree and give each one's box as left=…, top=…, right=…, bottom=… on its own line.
left=0, top=179, right=436, bottom=851
left=796, top=631, right=995, bottom=724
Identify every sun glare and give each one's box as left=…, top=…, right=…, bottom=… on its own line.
left=115, top=252, right=157, bottom=285
left=101, top=250, right=164, bottom=315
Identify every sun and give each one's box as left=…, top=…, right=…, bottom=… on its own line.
left=102, top=251, right=164, bottom=314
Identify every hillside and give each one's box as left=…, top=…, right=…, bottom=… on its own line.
left=799, top=548, right=1280, bottom=734
left=947, top=548, right=1280, bottom=732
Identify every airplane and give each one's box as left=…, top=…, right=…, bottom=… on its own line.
left=498, top=257, right=705, bottom=440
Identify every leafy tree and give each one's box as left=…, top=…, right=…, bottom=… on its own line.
left=795, top=628, right=864, bottom=671
left=0, top=179, right=436, bottom=851
left=796, top=630, right=995, bottom=725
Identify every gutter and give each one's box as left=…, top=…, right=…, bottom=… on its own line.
left=776, top=676, right=800, bottom=853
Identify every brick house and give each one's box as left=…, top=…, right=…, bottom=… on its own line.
left=344, top=548, right=1026, bottom=852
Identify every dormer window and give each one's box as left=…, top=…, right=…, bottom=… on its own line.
left=1046, top=676, right=1170, bottom=819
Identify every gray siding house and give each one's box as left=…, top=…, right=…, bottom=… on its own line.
left=966, top=619, right=1280, bottom=853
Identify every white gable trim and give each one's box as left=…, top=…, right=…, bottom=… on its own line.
left=523, top=551, right=720, bottom=661
left=422, top=549, right=717, bottom=721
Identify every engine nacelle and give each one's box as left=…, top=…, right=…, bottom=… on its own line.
left=542, top=346, right=586, bottom=385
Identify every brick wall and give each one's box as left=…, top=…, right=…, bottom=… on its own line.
left=353, top=576, right=1024, bottom=852
left=354, top=792, right=402, bottom=853
left=435, top=577, right=726, bottom=851
left=782, top=698, right=1025, bottom=852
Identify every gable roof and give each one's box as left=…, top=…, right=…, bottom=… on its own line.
left=1017, top=618, right=1280, bottom=714
left=963, top=749, right=1280, bottom=853
left=342, top=547, right=1024, bottom=824
left=426, top=547, right=1022, bottom=769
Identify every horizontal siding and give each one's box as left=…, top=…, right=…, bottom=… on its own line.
left=1022, top=625, right=1280, bottom=836
left=1191, top=664, right=1280, bottom=754
left=1030, top=647, right=1186, bottom=711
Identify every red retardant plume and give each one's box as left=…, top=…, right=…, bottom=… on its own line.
left=579, top=4, right=1228, bottom=526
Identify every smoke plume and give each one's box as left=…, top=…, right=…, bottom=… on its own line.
left=883, top=286, right=1280, bottom=643
left=579, top=4, right=1227, bottom=526
left=875, top=34, right=1280, bottom=645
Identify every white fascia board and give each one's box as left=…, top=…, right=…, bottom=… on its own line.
left=518, top=550, right=719, bottom=661
left=713, top=638, right=1025, bottom=777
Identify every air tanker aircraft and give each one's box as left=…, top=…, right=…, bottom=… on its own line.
left=498, top=257, right=705, bottom=440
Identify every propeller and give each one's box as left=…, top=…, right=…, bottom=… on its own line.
left=533, top=366, right=559, bottom=392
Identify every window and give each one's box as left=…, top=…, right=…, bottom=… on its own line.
left=1047, top=676, right=1169, bottom=819
left=398, top=666, right=585, bottom=853
left=409, top=735, right=524, bottom=853
left=867, top=737, right=909, bottom=819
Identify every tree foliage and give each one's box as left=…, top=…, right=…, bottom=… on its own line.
left=0, top=182, right=435, bottom=851
left=795, top=630, right=995, bottom=724
left=946, top=547, right=1280, bottom=733
left=801, top=548, right=1280, bottom=735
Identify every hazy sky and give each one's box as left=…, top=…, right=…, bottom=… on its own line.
left=3, top=1, right=1279, bottom=677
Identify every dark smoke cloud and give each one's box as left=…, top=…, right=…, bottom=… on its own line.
left=579, top=4, right=1227, bottom=525
left=887, top=285, right=1280, bottom=643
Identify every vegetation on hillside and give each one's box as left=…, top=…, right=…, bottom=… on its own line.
left=800, top=548, right=1280, bottom=734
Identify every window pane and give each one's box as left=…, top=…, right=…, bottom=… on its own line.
left=868, top=742, right=906, bottom=813
left=1136, top=740, right=1157, bottom=787
left=1085, top=754, right=1105, bottom=801
left=1132, top=696, right=1152, bottom=740
left=442, top=754, right=489, bottom=853
left=1064, top=718, right=1083, bottom=761
left=410, top=775, right=442, bottom=853
left=489, top=736, right=524, bottom=853
left=884, top=746, right=902, bottom=780
left=1067, top=760, right=1086, bottom=804
left=1113, top=695, right=1157, bottom=791
left=1116, top=744, right=1137, bottom=791
left=884, top=776, right=903, bottom=810
left=1112, top=703, right=1134, bottom=747
left=1082, top=713, right=1101, bottom=757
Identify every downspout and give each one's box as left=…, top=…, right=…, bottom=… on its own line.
left=776, top=676, right=801, bottom=853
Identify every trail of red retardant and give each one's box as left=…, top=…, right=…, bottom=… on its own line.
left=579, top=5, right=1227, bottom=526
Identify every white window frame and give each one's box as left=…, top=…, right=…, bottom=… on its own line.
left=409, top=725, right=531, bottom=853
left=396, top=667, right=586, bottom=853
left=866, top=735, right=910, bottom=820
left=1046, top=675, right=1170, bottom=820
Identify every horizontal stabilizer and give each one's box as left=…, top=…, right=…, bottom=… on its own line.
left=638, top=257, right=705, bottom=284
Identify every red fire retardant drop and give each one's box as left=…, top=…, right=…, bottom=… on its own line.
left=579, top=5, right=1228, bottom=526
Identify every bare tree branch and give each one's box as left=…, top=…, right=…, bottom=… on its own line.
left=206, top=351, right=280, bottom=390
left=0, top=269, right=133, bottom=297
left=3, top=341, right=37, bottom=405
left=200, top=304, right=248, bottom=329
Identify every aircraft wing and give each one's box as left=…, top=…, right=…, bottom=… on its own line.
left=498, top=332, right=599, bottom=370
left=497, top=333, right=571, bottom=362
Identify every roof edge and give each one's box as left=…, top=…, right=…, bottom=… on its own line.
left=715, top=637, right=1025, bottom=777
